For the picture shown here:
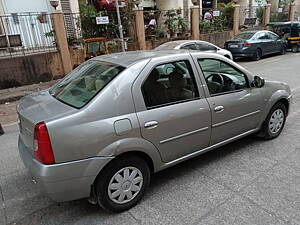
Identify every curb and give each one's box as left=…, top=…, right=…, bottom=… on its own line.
left=0, top=94, right=25, bottom=105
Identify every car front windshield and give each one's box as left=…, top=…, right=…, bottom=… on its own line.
left=50, top=61, right=125, bottom=108
left=233, top=32, right=255, bottom=40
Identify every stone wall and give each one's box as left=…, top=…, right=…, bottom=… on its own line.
left=0, top=48, right=84, bottom=90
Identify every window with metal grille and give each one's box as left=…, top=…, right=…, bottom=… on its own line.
left=12, top=13, right=19, bottom=25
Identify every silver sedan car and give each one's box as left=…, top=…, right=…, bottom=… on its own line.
left=18, top=50, right=291, bottom=212
left=155, top=40, right=233, bottom=60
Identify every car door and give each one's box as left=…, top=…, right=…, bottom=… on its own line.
left=267, top=32, right=282, bottom=53
left=192, top=55, right=266, bottom=145
left=132, top=54, right=211, bottom=163
left=256, top=32, right=272, bottom=54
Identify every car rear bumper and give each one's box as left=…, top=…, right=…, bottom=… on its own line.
left=18, top=136, right=113, bottom=202
left=227, top=48, right=256, bottom=58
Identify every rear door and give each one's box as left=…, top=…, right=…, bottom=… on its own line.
left=132, top=54, right=211, bottom=163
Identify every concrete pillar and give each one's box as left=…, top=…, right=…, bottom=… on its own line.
left=263, top=4, right=271, bottom=26
left=191, top=6, right=200, bottom=40
left=270, top=0, right=279, bottom=13
left=213, top=0, right=218, bottom=10
left=133, top=7, right=146, bottom=50
left=289, top=4, right=296, bottom=21
left=198, top=0, right=203, bottom=18
left=52, top=12, right=72, bottom=75
left=233, top=5, right=240, bottom=36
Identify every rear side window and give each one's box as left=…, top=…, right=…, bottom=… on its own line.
left=181, top=44, right=198, bottom=50
left=142, top=60, right=199, bottom=109
left=50, top=61, right=125, bottom=108
left=196, top=43, right=217, bottom=51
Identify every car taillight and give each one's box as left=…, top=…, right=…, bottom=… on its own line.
left=244, top=42, right=252, bottom=47
left=34, top=122, right=55, bottom=165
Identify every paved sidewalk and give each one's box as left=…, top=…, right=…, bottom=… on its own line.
left=0, top=80, right=57, bottom=125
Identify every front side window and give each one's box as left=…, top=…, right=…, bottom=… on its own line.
left=142, top=60, right=199, bottom=109
left=268, top=32, right=279, bottom=40
left=198, top=59, right=248, bottom=95
left=50, top=61, right=125, bottom=108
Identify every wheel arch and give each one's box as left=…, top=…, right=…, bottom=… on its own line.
left=259, top=94, right=290, bottom=128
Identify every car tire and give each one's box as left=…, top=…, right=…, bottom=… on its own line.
left=260, top=102, right=287, bottom=140
left=253, top=49, right=262, bottom=61
left=292, top=45, right=299, bottom=53
left=280, top=46, right=287, bottom=55
left=95, top=156, right=150, bottom=213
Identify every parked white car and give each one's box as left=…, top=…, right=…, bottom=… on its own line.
left=155, top=40, right=233, bottom=60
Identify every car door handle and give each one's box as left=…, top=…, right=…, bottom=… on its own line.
left=144, top=121, right=159, bottom=129
left=214, top=106, right=224, bottom=113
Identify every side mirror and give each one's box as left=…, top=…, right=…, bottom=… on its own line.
left=251, top=76, right=265, bottom=88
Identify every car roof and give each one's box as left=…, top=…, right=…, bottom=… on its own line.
left=267, top=21, right=300, bottom=25
left=155, top=40, right=210, bottom=49
left=91, top=50, right=224, bottom=67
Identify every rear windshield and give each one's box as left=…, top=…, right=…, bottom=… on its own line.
left=50, top=61, right=125, bottom=108
left=233, top=32, right=255, bottom=40
left=87, top=41, right=105, bottom=54
left=155, top=42, right=179, bottom=50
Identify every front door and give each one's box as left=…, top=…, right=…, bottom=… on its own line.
left=132, top=55, right=211, bottom=163
left=193, top=57, right=266, bottom=145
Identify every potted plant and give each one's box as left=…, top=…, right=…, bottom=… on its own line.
left=177, top=16, right=187, bottom=35
left=37, top=14, right=45, bottom=23
left=164, top=10, right=178, bottom=38
left=176, top=8, right=182, bottom=15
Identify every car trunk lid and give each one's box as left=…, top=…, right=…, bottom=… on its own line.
left=18, top=90, right=77, bottom=154
left=225, top=40, right=245, bottom=49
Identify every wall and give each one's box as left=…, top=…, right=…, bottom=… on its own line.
left=0, top=48, right=84, bottom=89
left=128, top=31, right=232, bottom=50
left=199, top=31, right=232, bottom=48
left=0, top=0, right=79, bottom=14
left=3, top=0, right=51, bottom=13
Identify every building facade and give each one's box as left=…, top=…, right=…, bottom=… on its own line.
left=0, top=0, right=79, bottom=49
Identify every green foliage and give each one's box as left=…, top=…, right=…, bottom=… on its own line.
left=217, top=2, right=235, bottom=29
left=79, top=0, right=97, bottom=18
left=155, top=27, right=166, bottom=39
left=76, top=1, right=135, bottom=42
left=164, top=10, right=178, bottom=37
left=177, top=16, right=187, bottom=33
left=45, top=30, right=55, bottom=37
left=200, top=15, right=229, bottom=33
left=270, top=12, right=289, bottom=22
left=256, top=6, right=264, bottom=24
